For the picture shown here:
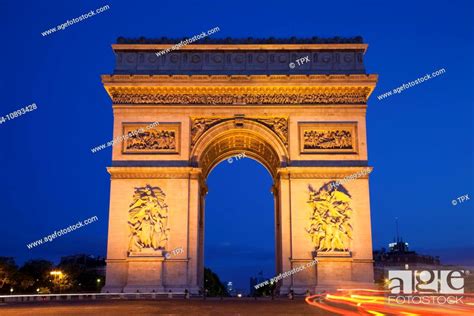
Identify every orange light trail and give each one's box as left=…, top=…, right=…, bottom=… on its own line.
left=305, top=288, right=474, bottom=316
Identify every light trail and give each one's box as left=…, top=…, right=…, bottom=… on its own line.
left=305, top=288, right=474, bottom=315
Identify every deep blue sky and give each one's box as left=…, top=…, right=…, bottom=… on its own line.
left=1, top=0, right=473, bottom=292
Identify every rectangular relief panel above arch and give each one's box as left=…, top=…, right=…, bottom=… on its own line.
left=121, top=122, right=181, bottom=155
left=298, top=122, right=358, bottom=154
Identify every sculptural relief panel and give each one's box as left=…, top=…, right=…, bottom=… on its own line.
left=298, top=122, right=358, bottom=154
left=122, top=123, right=180, bottom=154
left=128, top=185, right=170, bottom=255
left=306, top=182, right=353, bottom=252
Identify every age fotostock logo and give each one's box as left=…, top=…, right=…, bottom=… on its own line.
left=388, top=270, right=465, bottom=305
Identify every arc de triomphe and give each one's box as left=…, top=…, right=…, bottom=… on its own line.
left=101, top=37, right=377, bottom=293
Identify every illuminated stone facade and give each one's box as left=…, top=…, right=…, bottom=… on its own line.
left=102, top=38, right=377, bottom=293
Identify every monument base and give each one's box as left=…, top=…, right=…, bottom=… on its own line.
left=279, top=252, right=374, bottom=295
left=123, top=254, right=165, bottom=293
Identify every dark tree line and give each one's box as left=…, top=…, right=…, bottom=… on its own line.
left=0, top=256, right=104, bottom=294
left=204, top=267, right=229, bottom=297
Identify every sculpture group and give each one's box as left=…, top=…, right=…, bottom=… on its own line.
left=127, top=185, right=169, bottom=253
left=306, top=183, right=353, bottom=252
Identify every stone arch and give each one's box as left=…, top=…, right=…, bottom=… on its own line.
left=103, top=39, right=377, bottom=295
left=190, top=119, right=289, bottom=179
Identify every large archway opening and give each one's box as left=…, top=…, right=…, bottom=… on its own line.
left=191, top=119, right=289, bottom=295
left=204, top=157, right=275, bottom=295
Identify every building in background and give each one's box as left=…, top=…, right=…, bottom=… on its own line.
left=249, top=271, right=267, bottom=296
left=60, top=254, right=106, bottom=276
left=226, top=281, right=235, bottom=296
left=373, top=239, right=441, bottom=283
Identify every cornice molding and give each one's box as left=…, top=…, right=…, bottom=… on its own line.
left=102, top=74, right=378, bottom=85
left=112, top=43, right=368, bottom=52
left=102, top=75, right=377, bottom=105
left=277, top=166, right=373, bottom=179
left=103, top=87, right=374, bottom=106
left=106, top=87, right=372, bottom=94
left=107, top=167, right=202, bottom=179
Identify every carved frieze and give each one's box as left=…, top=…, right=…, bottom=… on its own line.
left=111, top=92, right=368, bottom=105
left=113, top=50, right=366, bottom=75
left=299, top=122, right=358, bottom=154
left=122, top=123, right=180, bottom=154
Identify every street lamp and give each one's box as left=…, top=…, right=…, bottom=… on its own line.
left=50, top=270, right=63, bottom=277
left=50, top=270, right=64, bottom=293
left=10, top=288, right=13, bottom=295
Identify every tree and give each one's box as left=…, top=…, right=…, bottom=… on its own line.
left=50, top=272, right=72, bottom=293
left=58, top=255, right=105, bottom=292
left=18, top=259, right=54, bottom=293
left=204, top=267, right=229, bottom=297
left=0, top=257, right=17, bottom=293
left=0, top=256, right=104, bottom=294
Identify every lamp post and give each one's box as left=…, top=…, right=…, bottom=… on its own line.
left=50, top=270, right=63, bottom=293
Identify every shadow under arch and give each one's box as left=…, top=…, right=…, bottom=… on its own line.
left=190, top=119, right=289, bottom=179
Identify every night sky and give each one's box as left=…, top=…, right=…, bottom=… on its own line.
left=1, top=0, right=472, bottom=292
